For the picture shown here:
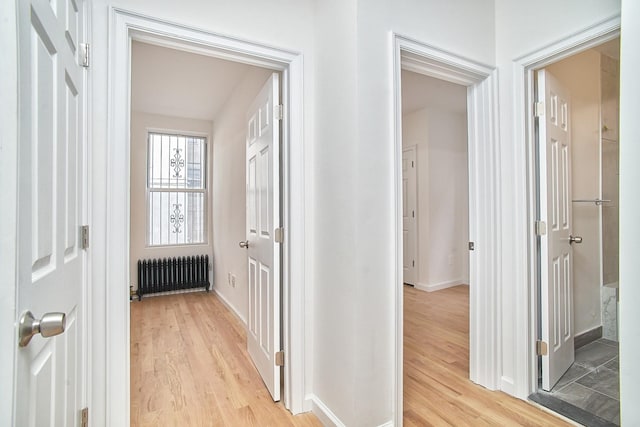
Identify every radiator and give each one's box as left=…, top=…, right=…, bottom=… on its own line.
left=137, top=255, right=210, bottom=300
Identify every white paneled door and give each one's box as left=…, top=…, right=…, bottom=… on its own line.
left=14, top=0, right=87, bottom=425
left=245, top=73, right=282, bottom=401
left=538, top=69, right=575, bottom=391
left=402, top=146, right=418, bottom=285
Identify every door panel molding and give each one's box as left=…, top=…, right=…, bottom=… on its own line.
left=537, top=69, right=574, bottom=390
left=245, top=73, right=281, bottom=401
left=13, top=0, right=88, bottom=424
left=104, top=8, right=306, bottom=424
left=402, top=146, right=417, bottom=285
left=393, top=34, right=501, bottom=427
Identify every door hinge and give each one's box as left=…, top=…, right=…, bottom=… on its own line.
left=412, top=160, right=414, bottom=168
left=535, top=220, right=547, bottom=236
left=274, top=227, right=284, bottom=244
left=80, top=225, right=89, bottom=250
left=275, top=351, right=285, bottom=366
left=80, top=43, right=90, bottom=68
left=536, top=340, right=548, bottom=356
left=412, top=210, right=415, bottom=218
left=274, top=104, right=283, bottom=121
left=534, top=101, right=544, bottom=117
left=468, top=241, right=475, bottom=251
left=412, top=260, right=415, bottom=267
left=80, top=407, right=88, bottom=427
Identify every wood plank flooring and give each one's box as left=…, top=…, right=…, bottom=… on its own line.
left=130, top=292, right=321, bottom=427
left=131, top=287, right=572, bottom=426
left=404, top=285, right=571, bottom=426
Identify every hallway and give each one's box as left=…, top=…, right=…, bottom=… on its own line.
left=404, top=285, right=571, bottom=426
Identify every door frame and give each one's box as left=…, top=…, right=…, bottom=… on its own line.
left=105, top=8, right=307, bottom=425
left=392, top=34, right=501, bottom=426
left=510, top=16, right=620, bottom=398
left=0, top=1, right=19, bottom=425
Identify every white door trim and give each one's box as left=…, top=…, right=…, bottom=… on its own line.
left=393, top=34, right=501, bottom=426
left=0, top=1, right=19, bottom=425
left=104, top=8, right=306, bottom=425
left=509, top=15, right=620, bottom=399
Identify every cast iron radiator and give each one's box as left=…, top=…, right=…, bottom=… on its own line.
left=137, top=255, right=210, bottom=300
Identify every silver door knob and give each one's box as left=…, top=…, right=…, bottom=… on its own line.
left=19, top=311, right=66, bottom=347
left=239, top=240, right=249, bottom=249
left=569, top=235, right=583, bottom=244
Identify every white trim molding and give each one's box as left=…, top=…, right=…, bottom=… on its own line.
left=103, top=8, right=307, bottom=425
left=415, top=279, right=468, bottom=293
left=305, top=394, right=346, bottom=427
left=509, top=15, right=620, bottom=399
left=0, top=1, right=19, bottom=425
left=211, top=287, right=248, bottom=326
left=393, top=34, right=501, bottom=427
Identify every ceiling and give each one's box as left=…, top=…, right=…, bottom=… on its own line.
left=132, top=44, right=481, bottom=121
left=401, top=70, right=467, bottom=116
left=131, top=41, right=258, bottom=120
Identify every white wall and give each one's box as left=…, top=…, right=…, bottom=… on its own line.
left=129, top=112, right=214, bottom=291
left=311, top=1, right=497, bottom=425
left=310, top=1, right=497, bottom=425
left=494, top=0, right=621, bottom=396
left=547, top=50, right=602, bottom=337
left=311, top=0, right=359, bottom=423
left=211, top=68, right=272, bottom=323
left=402, top=108, right=469, bottom=290
left=619, top=0, right=640, bottom=423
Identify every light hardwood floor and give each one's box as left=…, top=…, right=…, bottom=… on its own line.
left=131, top=287, right=571, bottom=426
left=130, top=292, right=321, bottom=427
left=404, top=285, right=571, bottom=426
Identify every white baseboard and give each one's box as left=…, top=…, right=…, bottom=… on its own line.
left=211, top=286, right=247, bottom=326
left=500, top=376, right=515, bottom=396
left=305, top=394, right=394, bottom=427
left=306, top=394, right=346, bottom=427
left=415, top=279, right=468, bottom=293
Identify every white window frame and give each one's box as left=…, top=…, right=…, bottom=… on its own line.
left=145, top=129, right=209, bottom=248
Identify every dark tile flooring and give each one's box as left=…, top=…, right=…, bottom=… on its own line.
left=548, top=338, right=620, bottom=425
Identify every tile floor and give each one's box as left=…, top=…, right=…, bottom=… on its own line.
left=549, top=338, right=620, bottom=425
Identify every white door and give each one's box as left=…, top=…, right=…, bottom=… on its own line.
left=244, top=73, right=282, bottom=400
left=402, top=146, right=418, bottom=285
left=14, top=0, right=87, bottom=425
left=538, top=69, right=574, bottom=391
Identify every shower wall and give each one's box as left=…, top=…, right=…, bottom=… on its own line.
left=601, top=53, right=620, bottom=341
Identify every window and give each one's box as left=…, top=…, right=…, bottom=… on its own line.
left=147, top=132, right=207, bottom=246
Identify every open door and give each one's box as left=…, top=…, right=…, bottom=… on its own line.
left=14, top=0, right=88, bottom=424
left=402, top=146, right=418, bottom=285
left=538, top=69, right=575, bottom=391
left=243, top=73, right=282, bottom=400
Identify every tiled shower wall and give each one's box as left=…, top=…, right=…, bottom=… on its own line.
left=601, top=53, right=619, bottom=341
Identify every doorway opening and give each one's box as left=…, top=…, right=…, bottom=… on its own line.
left=401, top=72, right=469, bottom=292
left=530, top=37, right=621, bottom=426
left=106, top=9, right=308, bottom=424
left=393, top=35, right=503, bottom=426
left=400, top=70, right=471, bottom=423
left=127, top=40, right=291, bottom=424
